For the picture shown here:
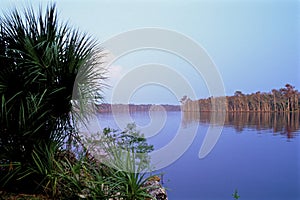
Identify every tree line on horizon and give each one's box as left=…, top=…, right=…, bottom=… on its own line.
left=181, top=84, right=299, bottom=112
left=97, top=103, right=180, bottom=112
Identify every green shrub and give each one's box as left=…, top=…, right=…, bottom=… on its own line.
left=0, top=4, right=158, bottom=199
left=0, top=4, right=106, bottom=193
left=81, top=123, right=156, bottom=199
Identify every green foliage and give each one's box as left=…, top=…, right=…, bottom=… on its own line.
left=21, top=144, right=108, bottom=199
left=104, top=123, right=154, bottom=154
left=0, top=4, right=106, bottom=193
left=106, top=152, right=154, bottom=200
left=82, top=123, right=156, bottom=199
left=101, top=124, right=155, bottom=200
left=103, top=123, right=154, bottom=169
left=0, top=4, right=157, bottom=199
left=85, top=123, right=154, bottom=172
left=21, top=124, right=156, bottom=199
left=232, top=189, right=240, bottom=199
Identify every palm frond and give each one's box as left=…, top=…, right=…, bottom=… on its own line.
left=0, top=4, right=107, bottom=193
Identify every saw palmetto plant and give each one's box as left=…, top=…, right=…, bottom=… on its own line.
left=0, top=4, right=106, bottom=193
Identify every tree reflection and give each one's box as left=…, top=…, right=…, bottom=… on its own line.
left=182, top=111, right=300, bottom=139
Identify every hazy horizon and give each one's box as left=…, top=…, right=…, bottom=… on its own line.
left=2, top=0, right=299, bottom=105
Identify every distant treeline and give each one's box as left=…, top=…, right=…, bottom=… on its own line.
left=181, top=84, right=300, bottom=112
left=97, top=103, right=180, bottom=113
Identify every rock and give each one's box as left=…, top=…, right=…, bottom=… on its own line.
left=143, top=176, right=168, bottom=200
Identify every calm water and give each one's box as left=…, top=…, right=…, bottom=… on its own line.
left=95, top=111, right=300, bottom=200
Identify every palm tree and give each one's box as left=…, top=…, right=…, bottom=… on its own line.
left=0, top=4, right=106, bottom=191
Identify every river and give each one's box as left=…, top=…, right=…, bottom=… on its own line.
left=90, top=111, right=300, bottom=200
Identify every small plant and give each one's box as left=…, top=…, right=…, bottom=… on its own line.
left=81, top=123, right=157, bottom=199
left=103, top=123, right=154, bottom=170
left=232, top=189, right=240, bottom=199
left=106, top=150, right=154, bottom=200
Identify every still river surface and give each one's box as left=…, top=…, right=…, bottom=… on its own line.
left=90, top=111, right=300, bottom=200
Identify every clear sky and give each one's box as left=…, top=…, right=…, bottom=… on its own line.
left=1, top=0, right=299, bottom=104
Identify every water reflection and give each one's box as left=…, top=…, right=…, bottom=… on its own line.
left=182, top=112, right=300, bottom=138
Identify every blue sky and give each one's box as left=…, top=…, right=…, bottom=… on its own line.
left=2, top=0, right=299, bottom=104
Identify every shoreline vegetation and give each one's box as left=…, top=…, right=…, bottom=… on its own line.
left=0, top=5, right=167, bottom=200
left=97, top=84, right=300, bottom=113
left=181, top=84, right=300, bottom=113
